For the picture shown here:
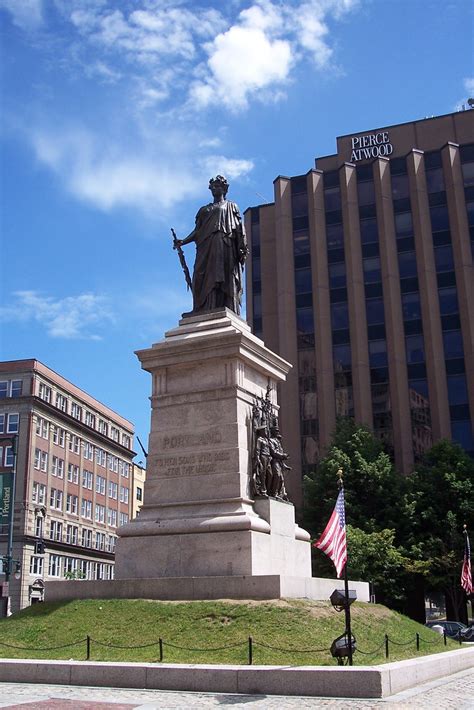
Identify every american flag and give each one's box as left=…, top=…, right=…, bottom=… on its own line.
left=313, top=489, right=347, bottom=578
left=461, top=530, right=473, bottom=595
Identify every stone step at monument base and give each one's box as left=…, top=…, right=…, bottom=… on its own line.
left=45, top=575, right=370, bottom=603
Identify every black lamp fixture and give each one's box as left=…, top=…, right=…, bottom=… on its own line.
left=330, top=588, right=357, bottom=612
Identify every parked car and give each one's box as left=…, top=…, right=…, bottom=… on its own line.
left=425, top=620, right=474, bottom=641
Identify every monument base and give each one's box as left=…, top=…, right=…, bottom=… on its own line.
left=45, top=574, right=370, bottom=603
left=115, top=497, right=311, bottom=580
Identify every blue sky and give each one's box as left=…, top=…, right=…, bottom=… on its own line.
left=1, top=0, right=473, bottom=458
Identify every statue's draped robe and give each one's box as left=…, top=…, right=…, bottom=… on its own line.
left=191, top=200, right=247, bottom=315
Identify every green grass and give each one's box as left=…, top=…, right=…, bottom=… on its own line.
left=0, top=599, right=458, bottom=666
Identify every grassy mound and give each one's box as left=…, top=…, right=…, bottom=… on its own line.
left=0, top=599, right=457, bottom=666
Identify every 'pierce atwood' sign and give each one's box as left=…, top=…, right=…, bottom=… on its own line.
left=350, top=132, right=393, bottom=162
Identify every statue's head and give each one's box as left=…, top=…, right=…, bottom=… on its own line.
left=209, top=175, right=229, bottom=196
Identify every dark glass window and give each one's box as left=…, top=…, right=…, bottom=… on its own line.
left=253, top=280, right=261, bottom=294
left=327, top=247, right=345, bottom=264
left=402, top=292, right=422, bottom=320
left=368, top=323, right=386, bottom=340
left=434, top=245, right=454, bottom=272
left=406, top=334, right=425, bottom=363
left=393, top=198, right=411, bottom=213
left=409, top=378, right=429, bottom=399
left=397, top=236, right=415, bottom=253
left=292, top=192, right=308, bottom=217
left=451, top=421, right=474, bottom=452
left=462, top=162, right=474, bottom=186
left=251, top=209, right=260, bottom=225
left=296, top=293, right=313, bottom=308
left=326, top=224, right=344, bottom=249
left=437, top=271, right=456, bottom=288
left=391, top=174, right=410, bottom=200
left=371, top=367, right=389, bottom=383
left=407, top=363, right=427, bottom=379
left=328, top=262, right=346, bottom=288
left=356, top=164, right=373, bottom=181
left=366, top=298, right=385, bottom=325
left=330, top=287, right=348, bottom=303
left=331, top=302, right=349, bottom=330
left=326, top=210, right=343, bottom=225
left=253, top=258, right=261, bottom=281
left=424, top=151, right=442, bottom=169
left=333, top=344, right=351, bottom=370
left=291, top=175, right=307, bottom=194
left=441, top=314, right=461, bottom=331
left=253, top=293, right=262, bottom=317
left=447, top=375, right=468, bottom=405
left=395, top=212, right=413, bottom=237
left=362, top=242, right=380, bottom=258
left=360, top=218, right=378, bottom=244
left=390, top=157, right=407, bottom=175
left=293, top=215, right=309, bottom=231
left=450, top=404, right=470, bottom=421
left=443, top=330, right=464, bottom=359
left=324, top=187, right=341, bottom=212
left=359, top=204, right=377, bottom=219
left=430, top=205, right=450, bottom=232
left=251, top=245, right=260, bottom=258
left=296, top=308, right=314, bottom=334
left=432, top=230, right=452, bottom=246
left=428, top=191, right=447, bottom=207
left=365, top=283, right=384, bottom=299
left=398, top=251, right=418, bottom=278
left=357, top=181, right=375, bottom=206
left=295, top=268, right=312, bottom=294
left=333, top=329, right=350, bottom=344
left=293, top=231, right=310, bottom=255
left=466, top=201, right=474, bottom=225
left=253, top=317, right=262, bottom=333
left=295, top=254, right=311, bottom=269
left=404, top=319, right=423, bottom=335
left=323, top=170, right=340, bottom=188
left=369, top=340, right=388, bottom=367
left=446, top=358, right=465, bottom=375
left=400, top=277, right=419, bottom=293
left=426, top=168, right=445, bottom=193
left=363, top=256, right=381, bottom=283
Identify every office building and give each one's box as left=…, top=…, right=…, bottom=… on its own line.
left=245, top=111, right=474, bottom=507
left=0, top=359, right=135, bottom=612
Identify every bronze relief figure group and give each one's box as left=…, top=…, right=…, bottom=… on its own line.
left=251, top=387, right=291, bottom=502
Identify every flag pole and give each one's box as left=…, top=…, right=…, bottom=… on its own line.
left=337, top=468, right=353, bottom=666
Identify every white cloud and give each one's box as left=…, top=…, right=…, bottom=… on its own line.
left=0, top=291, right=114, bottom=340
left=0, top=0, right=43, bottom=30
left=190, top=0, right=359, bottom=110
left=454, top=77, right=474, bottom=111
left=464, top=77, right=474, bottom=95
left=30, top=127, right=253, bottom=213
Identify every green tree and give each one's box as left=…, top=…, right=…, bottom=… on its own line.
left=403, top=439, right=474, bottom=620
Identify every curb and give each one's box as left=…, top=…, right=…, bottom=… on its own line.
left=0, top=647, right=473, bottom=698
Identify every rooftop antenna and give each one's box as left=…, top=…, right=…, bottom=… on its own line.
left=136, top=435, right=148, bottom=460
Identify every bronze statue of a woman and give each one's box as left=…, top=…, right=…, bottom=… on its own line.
left=174, top=175, right=248, bottom=316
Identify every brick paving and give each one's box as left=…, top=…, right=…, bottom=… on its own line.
left=0, top=667, right=473, bottom=709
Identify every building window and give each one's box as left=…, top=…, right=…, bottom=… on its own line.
left=32, top=482, right=46, bottom=505
left=96, top=448, right=106, bottom=467
left=95, top=475, right=106, bottom=495
left=48, top=554, right=62, bottom=577
left=107, top=508, right=118, bottom=527
left=67, top=463, right=79, bottom=484
left=3, top=446, right=14, bottom=467
left=38, top=383, right=52, bottom=403
left=66, top=525, right=78, bottom=545
left=82, top=470, right=93, bottom=490
left=6, top=413, right=19, bottom=433
left=55, top=393, right=68, bottom=413
left=50, top=489, right=63, bottom=511
left=52, top=426, right=65, bottom=447
left=83, top=442, right=94, bottom=461
left=122, top=434, right=131, bottom=449
left=50, top=520, right=63, bottom=541
left=406, top=335, right=425, bottom=364
left=0, top=382, right=7, bottom=399
left=119, top=512, right=129, bottom=527
left=35, top=417, right=49, bottom=439
left=443, top=331, right=464, bottom=360
left=34, top=449, right=48, bottom=472
left=71, top=402, right=82, bottom=421
left=10, top=380, right=22, bottom=397
left=81, top=498, right=92, bottom=519
left=84, top=411, right=96, bottom=429
left=98, top=419, right=108, bottom=436
left=66, top=494, right=78, bottom=515
left=110, top=426, right=119, bottom=442
left=95, top=504, right=106, bottom=524
left=30, top=556, right=44, bottom=576
left=108, top=481, right=118, bottom=500
left=51, top=456, right=64, bottom=478
left=82, top=528, right=93, bottom=547
left=119, top=485, right=129, bottom=504
left=136, top=486, right=143, bottom=502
